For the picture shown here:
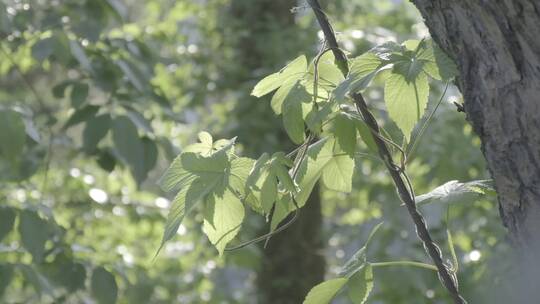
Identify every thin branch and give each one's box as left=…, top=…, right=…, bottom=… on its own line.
left=306, top=1, right=466, bottom=303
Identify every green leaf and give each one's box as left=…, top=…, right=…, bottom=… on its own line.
left=303, top=278, right=348, bottom=304
left=282, top=81, right=310, bottom=144
left=246, top=152, right=295, bottom=214
left=305, top=52, right=345, bottom=99
left=83, top=114, right=111, bottom=153
left=384, top=71, right=429, bottom=141
left=334, top=52, right=384, bottom=101
left=332, top=112, right=357, bottom=157
left=0, top=207, right=16, bottom=242
left=271, top=138, right=354, bottom=230
left=417, top=39, right=458, bottom=81
left=126, top=109, right=154, bottom=134
left=251, top=55, right=307, bottom=97
left=202, top=189, right=245, bottom=255
left=117, top=59, right=146, bottom=92
left=18, top=211, right=52, bottom=262
left=347, top=264, right=374, bottom=304
left=19, top=265, right=53, bottom=296
left=0, top=264, right=14, bottom=297
left=112, top=116, right=147, bottom=185
left=415, top=180, right=495, bottom=206
left=64, top=105, right=100, bottom=129
left=31, top=37, right=56, bottom=61
left=70, top=82, right=89, bottom=108
left=157, top=137, right=252, bottom=254
left=91, top=267, right=118, bottom=304
left=142, top=137, right=158, bottom=175
left=355, top=120, right=378, bottom=153
left=41, top=256, right=86, bottom=292
left=158, top=179, right=216, bottom=253
left=0, top=109, right=26, bottom=161
left=321, top=150, right=354, bottom=192
left=70, top=40, right=92, bottom=71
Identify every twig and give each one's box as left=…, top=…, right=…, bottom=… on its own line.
left=306, top=1, right=466, bottom=303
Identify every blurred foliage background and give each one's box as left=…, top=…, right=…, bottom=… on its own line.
left=0, top=0, right=510, bottom=303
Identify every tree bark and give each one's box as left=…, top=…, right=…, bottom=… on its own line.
left=412, top=0, right=540, bottom=301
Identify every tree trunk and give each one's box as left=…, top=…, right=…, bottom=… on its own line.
left=412, top=0, right=540, bottom=301
left=225, top=1, right=326, bottom=303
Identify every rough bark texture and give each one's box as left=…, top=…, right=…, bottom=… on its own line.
left=226, top=1, right=325, bottom=303
left=412, top=0, right=540, bottom=301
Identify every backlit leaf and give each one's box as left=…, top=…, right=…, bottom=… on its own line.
left=384, top=71, right=429, bottom=141
left=347, top=264, right=374, bottom=304
left=251, top=55, right=307, bottom=97
left=303, top=278, right=348, bottom=304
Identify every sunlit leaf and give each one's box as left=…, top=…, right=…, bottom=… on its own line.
left=415, top=180, right=495, bottom=206
left=282, top=81, right=310, bottom=144
left=347, top=264, right=374, bottom=304
left=384, top=71, right=429, bottom=141
left=251, top=55, right=307, bottom=97
left=202, top=189, right=245, bottom=255
left=303, top=278, right=348, bottom=304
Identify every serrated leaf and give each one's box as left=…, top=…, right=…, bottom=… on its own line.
left=334, top=52, right=384, bottom=101
left=202, top=189, right=245, bottom=255
left=417, top=39, right=458, bottom=81
left=303, top=278, right=348, bottom=304
left=83, top=114, right=110, bottom=153
left=415, top=180, right=495, bottom=206
left=246, top=153, right=295, bottom=214
left=305, top=52, right=345, bottom=99
left=347, top=264, right=374, bottom=304
left=18, top=211, right=52, bottom=262
left=0, top=207, right=16, bottom=242
left=321, top=151, right=354, bottom=192
left=355, top=120, right=378, bottom=153
left=282, top=81, right=311, bottom=144
left=384, top=71, right=429, bottom=141
left=91, top=267, right=118, bottom=304
left=271, top=138, right=354, bottom=230
left=332, top=112, right=357, bottom=157
left=0, top=109, right=26, bottom=161
left=157, top=139, right=253, bottom=255
left=158, top=178, right=215, bottom=251
left=252, top=55, right=307, bottom=97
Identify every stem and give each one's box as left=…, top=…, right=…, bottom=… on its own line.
left=306, top=1, right=466, bottom=303
left=371, top=261, right=438, bottom=272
